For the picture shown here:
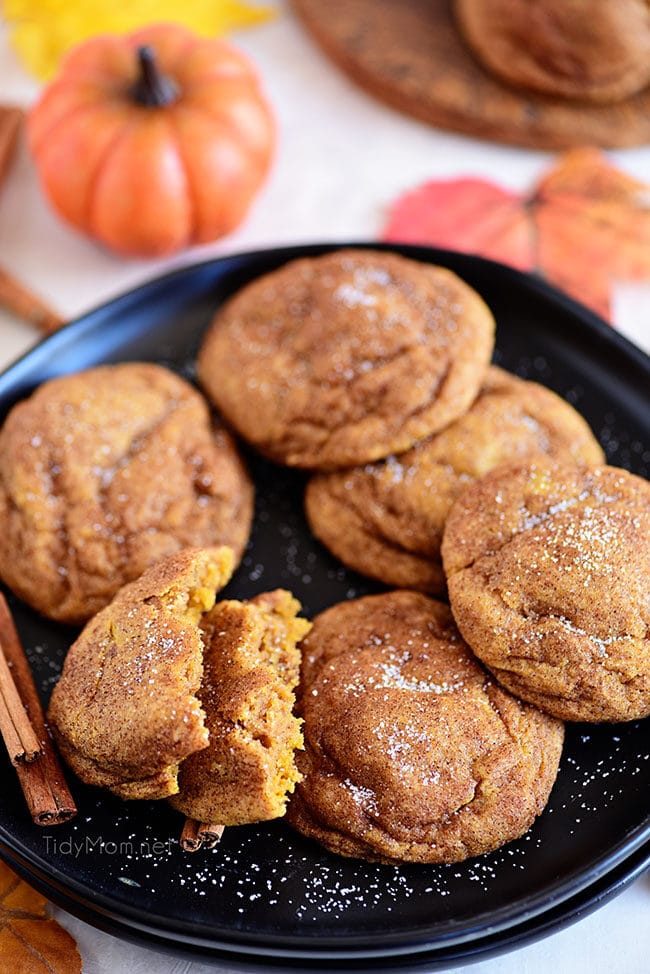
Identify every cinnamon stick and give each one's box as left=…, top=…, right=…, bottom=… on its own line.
left=0, top=104, right=23, bottom=188
left=0, top=594, right=76, bottom=825
left=0, top=267, right=65, bottom=335
left=180, top=817, right=225, bottom=852
left=0, top=106, right=65, bottom=335
left=0, top=647, right=41, bottom=764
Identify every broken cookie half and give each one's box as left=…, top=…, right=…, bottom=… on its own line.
left=47, top=547, right=310, bottom=824
left=170, top=590, right=311, bottom=825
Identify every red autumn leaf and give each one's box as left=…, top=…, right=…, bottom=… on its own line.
left=384, top=177, right=535, bottom=272
left=383, top=148, right=650, bottom=322
left=0, top=859, right=82, bottom=973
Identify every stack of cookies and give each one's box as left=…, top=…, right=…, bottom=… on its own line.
left=0, top=247, right=647, bottom=866
left=197, top=248, right=650, bottom=863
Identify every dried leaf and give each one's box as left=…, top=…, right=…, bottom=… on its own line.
left=383, top=148, right=650, bottom=322
left=534, top=148, right=650, bottom=321
left=0, top=859, right=81, bottom=973
left=384, top=177, right=534, bottom=272
left=4, top=0, right=275, bottom=79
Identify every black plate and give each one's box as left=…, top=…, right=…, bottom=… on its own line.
left=1, top=836, right=648, bottom=973
left=0, top=244, right=648, bottom=969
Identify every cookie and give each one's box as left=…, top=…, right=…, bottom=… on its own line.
left=454, top=0, right=650, bottom=104
left=306, top=367, right=604, bottom=593
left=170, top=590, right=311, bottom=826
left=48, top=547, right=235, bottom=800
left=286, top=591, right=564, bottom=864
left=0, top=362, right=254, bottom=623
left=443, top=461, right=650, bottom=722
left=197, top=249, right=495, bottom=469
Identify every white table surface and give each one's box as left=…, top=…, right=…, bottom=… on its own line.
left=0, top=4, right=649, bottom=972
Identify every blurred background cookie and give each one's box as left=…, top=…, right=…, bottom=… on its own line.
left=287, top=590, right=563, bottom=863
left=443, top=461, right=650, bottom=722
left=0, top=363, right=253, bottom=623
left=454, top=0, right=650, bottom=103
left=306, top=367, right=604, bottom=593
left=198, top=249, right=495, bottom=469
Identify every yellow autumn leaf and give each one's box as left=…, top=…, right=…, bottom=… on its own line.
left=2, top=0, right=275, bottom=79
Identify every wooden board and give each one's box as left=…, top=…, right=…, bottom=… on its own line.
left=292, top=0, right=650, bottom=150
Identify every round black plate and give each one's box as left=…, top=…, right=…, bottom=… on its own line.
left=0, top=244, right=648, bottom=968
left=1, top=837, right=648, bottom=973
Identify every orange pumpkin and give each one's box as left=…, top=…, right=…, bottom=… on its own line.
left=27, top=23, right=275, bottom=257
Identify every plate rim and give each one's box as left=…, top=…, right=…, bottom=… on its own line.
left=2, top=241, right=650, bottom=396
left=1, top=807, right=649, bottom=957
left=1, top=834, right=649, bottom=971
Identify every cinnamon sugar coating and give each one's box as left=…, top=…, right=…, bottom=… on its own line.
left=197, top=250, right=495, bottom=469
left=49, top=549, right=310, bottom=816
left=454, top=0, right=650, bottom=104
left=0, top=363, right=253, bottom=623
left=48, top=547, right=235, bottom=800
left=170, top=590, right=311, bottom=825
left=306, top=367, right=603, bottom=593
left=443, top=462, right=650, bottom=722
left=287, top=591, right=563, bottom=864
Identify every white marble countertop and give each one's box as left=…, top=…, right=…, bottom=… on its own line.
left=0, top=4, right=648, bottom=972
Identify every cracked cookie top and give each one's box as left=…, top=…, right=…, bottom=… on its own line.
left=305, top=367, right=604, bottom=594
left=286, top=591, right=563, bottom=864
left=197, top=250, right=495, bottom=469
left=0, top=362, right=254, bottom=623
left=443, top=461, right=650, bottom=722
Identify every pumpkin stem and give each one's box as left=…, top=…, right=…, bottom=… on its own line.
left=131, top=46, right=179, bottom=108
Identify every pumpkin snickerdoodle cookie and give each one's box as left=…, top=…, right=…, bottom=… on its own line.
left=197, top=249, right=495, bottom=469
left=49, top=547, right=310, bottom=819
left=286, top=591, right=563, bottom=864
left=0, top=362, right=253, bottom=623
left=170, top=589, right=311, bottom=825
left=306, top=367, right=604, bottom=593
left=48, top=546, right=236, bottom=800
left=454, top=0, right=650, bottom=104
left=443, top=461, right=650, bottom=722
